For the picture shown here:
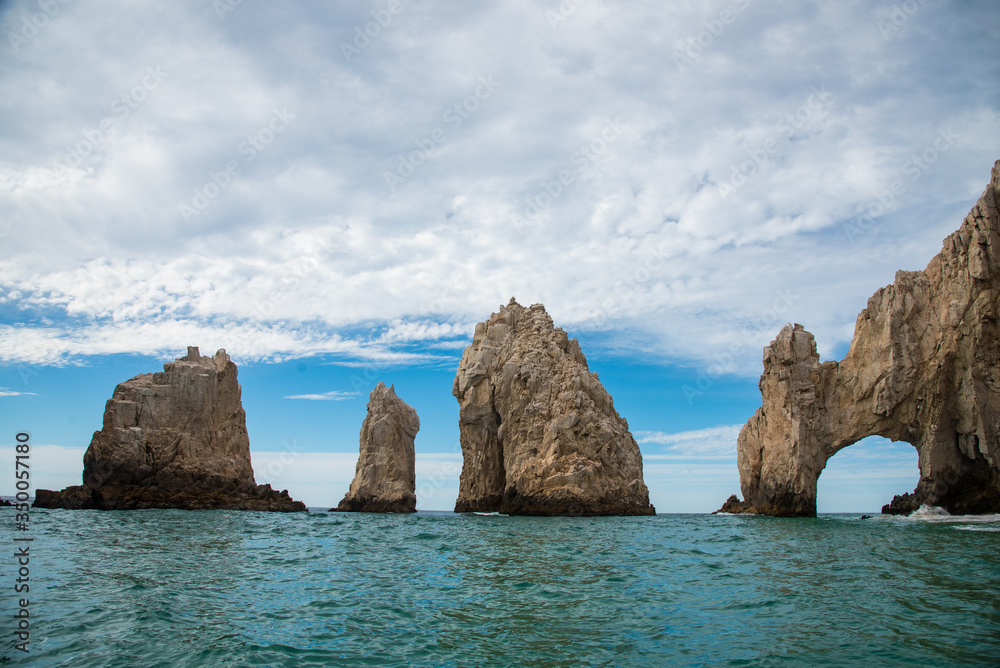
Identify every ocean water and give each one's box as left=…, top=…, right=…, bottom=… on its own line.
left=4, top=508, right=999, bottom=667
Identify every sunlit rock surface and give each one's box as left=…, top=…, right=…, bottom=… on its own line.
left=721, top=161, right=1000, bottom=516
left=454, top=299, right=654, bottom=516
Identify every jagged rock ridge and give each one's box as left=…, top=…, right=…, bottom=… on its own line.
left=453, top=298, right=655, bottom=516
left=34, top=347, right=305, bottom=511
left=721, top=160, right=1000, bottom=516
left=334, top=382, right=419, bottom=513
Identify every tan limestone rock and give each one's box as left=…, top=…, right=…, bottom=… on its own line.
left=453, top=299, right=655, bottom=516
left=33, top=347, right=306, bottom=511
left=722, top=160, right=1000, bottom=516
left=334, top=382, right=419, bottom=513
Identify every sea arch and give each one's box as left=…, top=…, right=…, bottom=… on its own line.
left=730, top=318, right=999, bottom=516
left=725, top=165, right=1000, bottom=516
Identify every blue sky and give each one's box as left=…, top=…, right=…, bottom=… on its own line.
left=1, top=0, right=997, bottom=511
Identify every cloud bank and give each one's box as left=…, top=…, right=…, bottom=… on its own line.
left=1, top=1, right=998, bottom=374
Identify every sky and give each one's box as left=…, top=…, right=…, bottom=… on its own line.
left=1, top=0, right=998, bottom=512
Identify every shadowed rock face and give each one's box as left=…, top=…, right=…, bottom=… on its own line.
left=33, top=347, right=305, bottom=512
left=721, top=160, right=1000, bottom=517
left=453, top=299, right=655, bottom=516
left=334, top=382, right=419, bottom=513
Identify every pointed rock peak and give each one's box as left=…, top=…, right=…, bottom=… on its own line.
left=768, top=323, right=818, bottom=364
left=507, top=296, right=519, bottom=307
left=453, top=300, right=654, bottom=516
left=371, top=381, right=396, bottom=399
left=212, top=349, right=231, bottom=370
left=336, top=383, right=419, bottom=513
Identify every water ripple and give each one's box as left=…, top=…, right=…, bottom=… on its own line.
left=7, top=511, right=999, bottom=667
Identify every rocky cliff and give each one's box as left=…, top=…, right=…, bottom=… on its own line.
left=721, top=160, right=1000, bottom=516
left=334, top=382, right=419, bottom=513
left=453, top=299, right=655, bottom=516
left=34, top=347, right=305, bottom=511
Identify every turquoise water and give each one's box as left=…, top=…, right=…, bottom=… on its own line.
left=4, top=509, right=999, bottom=667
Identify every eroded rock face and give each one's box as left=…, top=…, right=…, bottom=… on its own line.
left=723, top=160, right=1000, bottom=516
left=334, top=382, right=419, bottom=513
left=453, top=299, right=655, bottom=516
left=33, top=347, right=305, bottom=511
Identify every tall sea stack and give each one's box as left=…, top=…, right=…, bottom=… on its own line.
left=453, top=299, right=654, bottom=516
left=721, top=160, right=1000, bottom=516
left=334, top=382, right=419, bottom=513
left=34, top=347, right=305, bottom=511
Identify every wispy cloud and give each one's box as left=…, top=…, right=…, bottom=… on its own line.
left=635, top=425, right=742, bottom=459
left=284, top=390, right=360, bottom=401
left=0, top=387, right=36, bottom=397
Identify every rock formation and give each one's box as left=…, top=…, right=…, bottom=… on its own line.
left=34, top=347, right=305, bottom=511
left=453, top=298, right=655, bottom=516
left=333, top=382, right=419, bottom=513
left=721, top=160, right=1000, bottom=516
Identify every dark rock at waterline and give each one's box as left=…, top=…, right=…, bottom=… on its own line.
left=33, top=483, right=304, bottom=512
left=714, top=494, right=749, bottom=514
left=712, top=492, right=817, bottom=517
left=881, top=492, right=921, bottom=516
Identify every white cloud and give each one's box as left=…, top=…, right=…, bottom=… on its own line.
left=284, top=390, right=360, bottom=401
left=0, top=0, right=997, bottom=376
left=0, top=319, right=450, bottom=366
left=0, top=387, right=36, bottom=396
left=636, top=425, right=742, bottom=459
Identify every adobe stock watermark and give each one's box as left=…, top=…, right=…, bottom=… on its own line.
left=253, top=233, right=337, bottom=319
left=50, top=66, right=169, bottom=177
left=585, top=241, right=672, bottom=329
left=719, top=85, right=834, bottom=198
left=419, top=273, right=466, bottom=317
left=256, top=438, right=302, bottom=485
left=213, top=0, right=242, bottom=20
left=673, top=0, right=751, bottom=73
left=7, top=0, right=71, bottom=55
left=86, top=264, right=132, bottom=316
left=877, top=0, right=928, bottom=39
left=842, top=127, right=959, bottom=243
left=340, top=0, right=407, bottom=63
left=382, top=76, right=500, bottom=193
left=546, top=0, right=590, bottom=31
left=683, top=288, right=797, bottom=404
left=11, top=431, right=33, bottom=655
left=178, top=106, right=296, bottom=223
left=512, top=117, right=625, bottom=230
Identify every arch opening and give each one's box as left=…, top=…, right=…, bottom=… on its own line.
left=817, top=436, right=920, bottom=514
